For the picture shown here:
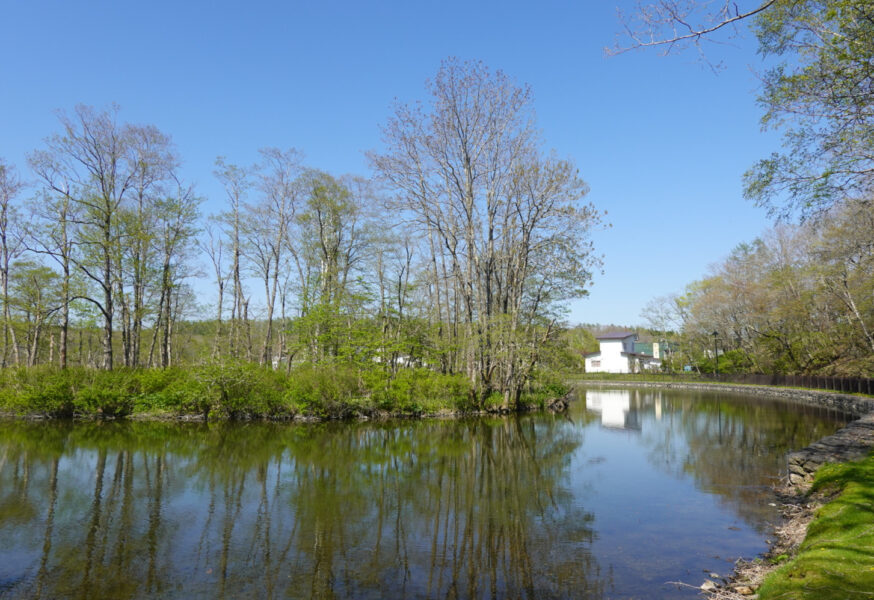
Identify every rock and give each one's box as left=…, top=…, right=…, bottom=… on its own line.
left=700, top=580, right=717, bottom=591
left=709, top=573, right=720, bottom=579
left=546, top=392, right=572, bottom=412
left=734, top=585, right=755, bottom=595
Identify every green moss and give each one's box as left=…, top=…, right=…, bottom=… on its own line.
left=758, top=452, right=874, bottom=599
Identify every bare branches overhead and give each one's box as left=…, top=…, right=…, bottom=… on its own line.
left=608, top=1, right=779, bottom=56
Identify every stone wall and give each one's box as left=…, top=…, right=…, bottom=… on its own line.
left=577, top=380, right=874, bottom=416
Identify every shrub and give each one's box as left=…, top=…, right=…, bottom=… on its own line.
left=75, top=385, right=133, bottom=417
left=74, top=370, right=139, bottom=417
left=284, top=363, right=364, bottom=417
left=194, top=361, right=287, bottom=419
left=0, top=367, right=92, bottom=417
left=19, top=369, right=78, bottom=417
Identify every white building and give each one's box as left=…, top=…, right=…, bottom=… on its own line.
left=584, top=332, right=661, bottom=373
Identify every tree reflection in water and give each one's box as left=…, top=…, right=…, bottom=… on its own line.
left=581, top=388, right=850, bottom=531
left=0, top=416, right=604, bottom=600
left=1, top=394, right=847, bottom=600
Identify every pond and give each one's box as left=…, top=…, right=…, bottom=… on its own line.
left=0, top=387, right=852, bottom=599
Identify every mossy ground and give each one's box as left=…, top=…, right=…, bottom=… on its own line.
left=757, top=452, right=874, bottom=599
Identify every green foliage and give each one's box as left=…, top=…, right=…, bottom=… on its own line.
left=516, top=369, right=570, bottom=409
left=0, top=367, right=81, bottom=417
left=130, top=368, right=204, bottom=414
left=75, top=384, right=133, bottom=417
left=0, top=363, right=490, bottom=420
left=365, top=368, right=471, bottom=414
left=284, top=363, right=365, bottom=417
left=745, top=0, right=874, bottom=218
left=695, top=349, right=755, bottom=375
left=195, top=361, right=288, bottom=419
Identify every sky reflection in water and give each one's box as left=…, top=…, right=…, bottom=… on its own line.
left=0, top=389, right=850, bottom=599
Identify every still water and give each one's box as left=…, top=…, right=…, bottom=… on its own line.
left=0, top=388, right=851, bottom=599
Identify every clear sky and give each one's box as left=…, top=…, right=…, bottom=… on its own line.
left=0, top=0, right=779, bottom=326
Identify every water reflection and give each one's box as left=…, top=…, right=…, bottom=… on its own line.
left=0, top=417, right=604, bottom=600
left=585, top=390, right=641, bottom=431
left=0, top=391, right=850, bottom=600
left=580, top=388, right=848, bottom=532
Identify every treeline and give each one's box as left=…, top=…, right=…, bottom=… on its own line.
left=644, top=200, right=874, bottom=376
left=0, top=59, right=603, bottom=409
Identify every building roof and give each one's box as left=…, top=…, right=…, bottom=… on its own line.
left=596, top=331, right=638, bottom=340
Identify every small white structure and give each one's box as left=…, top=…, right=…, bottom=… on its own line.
left=584, top=332, right=660, bottom=373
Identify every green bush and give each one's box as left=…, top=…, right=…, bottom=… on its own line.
left=73, top=370, right=139, bottom=417
left=195, top=361, right=287, bottom=419
left=130, top=368, right=203, bottom=414
left=516, top=370, right=569, bottom=409
left=284, top=363, right=364, bottom=417
left=362, top=368, right=471, bottom=414
left=19, top=369, right=78, bottom=417
left=75, top=384, right=133, bottom=417
left=0, top=367, right=91, bottom=417
left=0, top=363, right=540, bottom=420
left=418, top=371, right=472, bottom=411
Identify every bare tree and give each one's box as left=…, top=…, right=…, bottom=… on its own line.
left=0, top=159, right=24, bottom=366
left=247, top=147, right=303, bottom=366
left=201, top=221, right=227, bottom=360
left=214, top=158, right=252, bottom=360
left=371, top=59, right=603, bottom=403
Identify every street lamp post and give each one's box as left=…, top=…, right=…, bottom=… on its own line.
left=712, top=331, right=719, bottom=377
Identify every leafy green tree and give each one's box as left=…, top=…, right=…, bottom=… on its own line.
left=8, top=260, right=63, bottom=366
left=29, top=105, right=180, bottom=369
left=292, top=171, right=372, bottom=362
left=652, top=201, right=874, bottom=376
left=745, top=0, right=874, bottom=217
left=811, top=200, right=874, bottom=355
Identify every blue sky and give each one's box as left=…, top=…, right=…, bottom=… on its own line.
left=0, top=0, right=779, bottom=326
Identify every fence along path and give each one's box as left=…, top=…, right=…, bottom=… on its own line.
left=698, top=373, right=874, bottom=396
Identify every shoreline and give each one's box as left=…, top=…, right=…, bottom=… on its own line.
left=0, top=392, right=572, bottom=423
left=578, top=379, right=874, bottom=598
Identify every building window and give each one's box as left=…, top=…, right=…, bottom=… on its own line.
left=591, top=360, right=600, bottom=367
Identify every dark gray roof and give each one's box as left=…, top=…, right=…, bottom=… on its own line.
left=596, top=331, right=637, bottom=340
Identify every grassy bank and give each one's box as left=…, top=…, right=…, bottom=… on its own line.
left=756, top=453, right=874, bottom=599
left=0, top=364, right=566, bottom=420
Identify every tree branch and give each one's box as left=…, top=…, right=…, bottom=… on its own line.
left=607, top=1, right=779, bottom=56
